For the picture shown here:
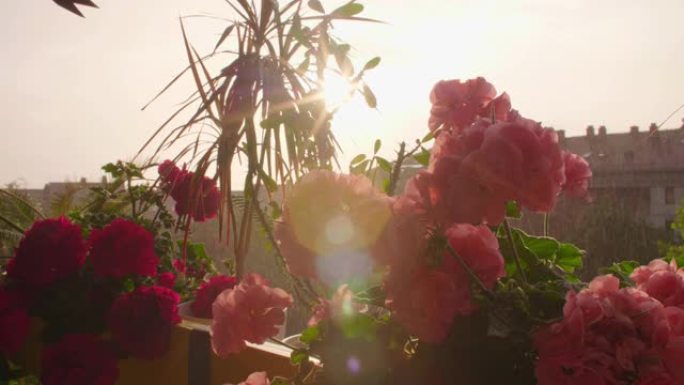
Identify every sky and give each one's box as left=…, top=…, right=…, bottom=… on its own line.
left=1, top=0, right=683, bottom=187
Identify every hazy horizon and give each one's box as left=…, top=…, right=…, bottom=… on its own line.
left=2, top=0, right=683, bottom=188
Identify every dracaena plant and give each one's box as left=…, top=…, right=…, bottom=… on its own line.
left=139, top=0, right=381, bottom=278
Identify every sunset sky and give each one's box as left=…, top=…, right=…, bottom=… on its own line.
left=1, top=0, right=683, bottom=187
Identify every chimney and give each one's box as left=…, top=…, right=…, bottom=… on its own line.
left=80, top=177, right=87, bottom=184
left=557, top=129, right=566, bottom=141
left=586, top=125, right=595, bottom=137
left=598, top=125, right=607, bottom=136
left=630, top=125, right=639, bottom=136
left=649, top=123, right=658, bottom=133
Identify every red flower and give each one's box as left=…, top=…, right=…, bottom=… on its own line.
left=191, top=275, right=238, bottom=318
left=157, top=272, right=176, bottom=289
left=211, top=273, right=292, bottom=356
left=631, top=259, right=684, bottom=308
left=158, top=160, right=181, bottom=190
left=41, top=334, right=119, bottom=385
left=0, top=288, right=29, bottom=356
left=562, top=151, right=592, bottom=201
left=88, top=219, right=159, bottom=279
left=7, top=217, right=86, bottom=288
left=107, top=285, right=180, bottom=359
left=166, top=168, right=220, bottom=222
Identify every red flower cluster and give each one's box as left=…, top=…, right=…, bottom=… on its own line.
left=211, top=273, right=292, bottom=356
left=191, top=275, right=238, bottom=318
left=107, top=285, right=181, bottom=359
left=562, top=151, right=593, bottom=201
left=88, top=218, right=159, bottom=279
left=0, top=288, right=30, bottom=356
left=428, top=77, right=510, bottom=135
left=41, top=334, right=119, bottom=385
left=158, top=160, right=220, bottom=222
left=7, top=217, right=86, bottom=288
left=534, top=274, right=684, bottom=384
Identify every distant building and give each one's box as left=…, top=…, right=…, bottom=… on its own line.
left=558, top=122, right=684, bottom=229
left=18, top=177, right=103, bottom=214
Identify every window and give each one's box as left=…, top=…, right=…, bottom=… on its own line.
left=666, top=186, right=675, bottom=205
left=624, top=151, right=634, bottom=164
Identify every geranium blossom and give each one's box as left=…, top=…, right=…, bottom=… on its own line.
left=191, top=275, right=238, bottom=318
left=428, top=77, right=510, bottom=134
left=237, top=372, right=270, bottom=385
left=533, top=274, right=676, bottom=385
left=427, top=114, right=565, bottom=225
left=211, top=273, right=292, bottom=356
left=158, top=160, right=220, bottom=221
left=41, top=334, right=119, bottom=385
left=108, top=285, right=181, bottom=359
left=0, top=288, right=29, bottom=356
left=274, top=170, right=391, bottom=281
left=562, top=151, right=592, bottom=201
left=7, top=217, right=86, bottom=288
left=631, top=259, right=684, bottom=308
left=88, top=219, right=159, bottom=279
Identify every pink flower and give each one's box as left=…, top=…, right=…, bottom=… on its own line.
left=41, top=334, right=119, bottom=385
left=238, top=372, right=270, bottom=385
left=373, top=194, right=430, bottom=269
left=534, top=274, right=669, bottom=384
left=428, top=77, right=506, bottom=134
left=631, top=260, right=684, bottom=308
left=211, top=273, right=292, bottom=356
left=0, top=288, right=29, bottom=356
left=444, top=223, right=505, bottom=291
left=108, top=285, right=181, bottom=359
left=274, top=170, right=391, bottom=281
left=191, top=275, right=238, bottom=319
left=88, top=219, right=159, bottom=279
left=562, top=151, right=592, bottom=201
left=427, top=115, right=565, bottom=225
left=157, top=272, right=176, bottom=289
left=385, top=266, right=465, bottom=343
left=158, top=160, right=181, bottom=190
left=7, top=217, right=86, bottom=288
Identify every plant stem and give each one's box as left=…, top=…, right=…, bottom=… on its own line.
left=543, top=213, right=550, bottom=237
left=268, top=336, right=298, bottom=351
left=502, top=219, right=528, bottom=283
left=446, top=243, right=494, bottom=301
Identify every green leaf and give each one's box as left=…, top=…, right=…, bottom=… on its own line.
left=308, top=0, right=325, bottom=13
left=299, top=325, right=320, bottom=344
left=413, top=148, right=430, bottom=167
left=258, top=169, right=279, bottom=193
left=373, top=139, right=381, bottom=154
left=290, top=349, right=309, bottom=365
left=505, top=201, right=521, bottom=219
left=556, top=243, right=584, bottom=273
left=340, top=313, right=377, bottom=340
left=363, top=56, right=381, bottom=71
left=332, top=2, right=364, bottom=17
left=351, top=159, right=370, bottom=175
left=375, top=157, right=391, bottom=173
left=601, top=260, right=639, bottom=286
left=521, top=234, right=559, bottom=261
left=214, top=24, right=235, bottom=52
left=362, top=85, right=377, bottom=108
left=350, top=153, right=367, bottom=165
left=421, top=131, right=435, bottom=143
left=271, top=377, right=291, bottom=385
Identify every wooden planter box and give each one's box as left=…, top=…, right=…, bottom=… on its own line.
left=13, top=318, right=297, bottom=385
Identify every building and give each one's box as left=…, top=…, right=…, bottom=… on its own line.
left=558, top=122, right=684, bottom=229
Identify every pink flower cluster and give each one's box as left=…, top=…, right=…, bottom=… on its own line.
left=158, top=160, right=220, bottom=222
left=422, top=78, right=591, bottom=225
left=534, top=273, right=684, bottom=384
left=211, top=273, right=292, bottom=356
left=191, top=274, right=238, bottom=318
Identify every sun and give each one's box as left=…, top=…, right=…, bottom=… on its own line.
left=322, top=71, right=357, bottom=110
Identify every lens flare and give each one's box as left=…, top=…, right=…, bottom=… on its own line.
left=316, top=250, right=373, bottom=288
left=346, top=356, right=362, bottom=374
left=325, top=214, right=355, bottom=245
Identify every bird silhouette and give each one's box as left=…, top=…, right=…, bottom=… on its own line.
left=53, top=0, right=98, bottom=17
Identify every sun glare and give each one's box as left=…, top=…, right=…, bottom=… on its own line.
left=322, top=72, right=356, bottom=109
